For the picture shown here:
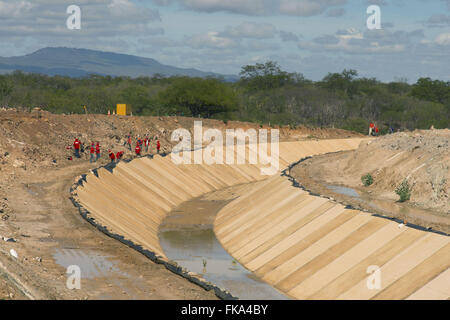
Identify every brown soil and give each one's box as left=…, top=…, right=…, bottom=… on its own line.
left=0, top=109, right=359, bottom=300
left=290, top=129, right=450, bottom=234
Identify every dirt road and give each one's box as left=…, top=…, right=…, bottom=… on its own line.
left=0, top=161, right=219, bottom=300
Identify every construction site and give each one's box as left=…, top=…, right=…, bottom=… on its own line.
left=0, top=108, right=448, bottom=300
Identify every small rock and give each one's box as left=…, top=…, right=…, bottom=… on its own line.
left=10, top=249, right=18, bottom=259
left=2, top=236, right=16, bottom=243
left=12, top=159, right=25, bottom=169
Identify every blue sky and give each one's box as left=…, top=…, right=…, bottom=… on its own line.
left=0, top=0, right=449, bottom=82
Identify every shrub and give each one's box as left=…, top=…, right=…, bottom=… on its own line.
left=361, top=173, right=374, bottom=186
left=395, top=180, right=411, bottom=202
left=341, top=118, right=369, bottom=135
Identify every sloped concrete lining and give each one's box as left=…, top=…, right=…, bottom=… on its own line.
left=70, top=137, right=446, bottom=299
left=214, top=170, right=450, bottom=300
left=73, top=139, right=364, bottom=260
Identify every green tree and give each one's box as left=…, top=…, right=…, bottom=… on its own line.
left=411, top=78, right=450, bottom=105
left=159, top=77, right=237, bottom=118
left=239, top=61, right=299, bottom=91
left=120, top=85, right=152, bottom=115
left=0, top=78, right=13, bottom=103
left=321, top=69, right=359, bottom=98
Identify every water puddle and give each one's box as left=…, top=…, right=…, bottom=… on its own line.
left=366, top=198, right=450, bottom=226
left=324, top=183, right=449, bottom=232
left=53, top=248, right=126, bottom=279
left=159, top=197, right=289, bottom=300
left=326, top=185, right=360, bottom=198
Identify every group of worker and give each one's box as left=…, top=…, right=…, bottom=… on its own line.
left=72, top=134, right=161, bottom=164
left=369, top=122, right=379, bottom=136
left=126, top=135, right=161, bottom=155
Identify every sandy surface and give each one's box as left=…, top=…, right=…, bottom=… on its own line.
left=0, top=160, right=219, bottom=300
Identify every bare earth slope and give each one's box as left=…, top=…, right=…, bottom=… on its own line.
left=291, top=129, right=449, bottom=233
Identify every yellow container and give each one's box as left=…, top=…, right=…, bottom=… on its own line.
left=117, top=104, right=132, bottom=116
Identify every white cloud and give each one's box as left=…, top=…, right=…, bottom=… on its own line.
left=181, top=0, right=271, bottom=15
left=0, top=0, right=33, bottom=18
left=367, top=0, right=387, bottom=5
left=279, top=0, right=346, bottom=16
left=425, top=14, right=450, bottom=27
left=299, top=28, right=426, bottom=55
left=326, top=7, right=345, bottom=17
left=435, top=33, right=450, bottom=45
left=0, top=0, right=162, bottom=56
left=187, top=31, right=238, bottom=49
left=108, top=0, right=160, bottom=20
left=279, top=30, right=300, bottom=42
left=221, top=22, right=277, bottom=39
left=151, top=0, right=347, bottom=16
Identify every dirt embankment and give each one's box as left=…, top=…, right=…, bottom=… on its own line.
left=0, top=108, right=360, bottom=300
left=291, top=129, right=450, bottom=234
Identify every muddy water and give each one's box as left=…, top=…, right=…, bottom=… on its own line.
left=159, top=197, right=289, bottom=300
left=325, top=184, right=449, bottom=232
left=53, top=248, right=128, bottom=279
left=326, top=185, right=360, bottom=198
left=365, top=197, right=450, bottom=226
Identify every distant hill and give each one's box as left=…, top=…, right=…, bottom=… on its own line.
left=0, top=47, right=238, bottom=81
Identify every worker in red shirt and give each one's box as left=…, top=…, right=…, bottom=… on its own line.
left=108, top=150, right=116, bottom=163
left=375, top=127, right=379, bottom=136
left=144, top=136, right=149, bottom=153
left=156, top=139, right=161, bottom=154
left=95, top=142, right=101, bottom=161
left=127, top=135, right=132, bottom=151
left=89, top=143, right=95, bottom=163
left=116, top=151, right=124, bottom=161
left=369, top=123, right=375, bottom=136
left=73, top=138, right=81, bottom=158
left=135, top=144, right=141, bottom=156
left=137, top=136, right=143, bottom=147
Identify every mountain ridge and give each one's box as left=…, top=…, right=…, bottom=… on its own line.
left=0, top=47, right=237, bottom=81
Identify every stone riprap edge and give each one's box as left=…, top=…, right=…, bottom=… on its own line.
left=281, top=153, right=449, bottom=237
left=69, top=155, right=238, bottom=300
